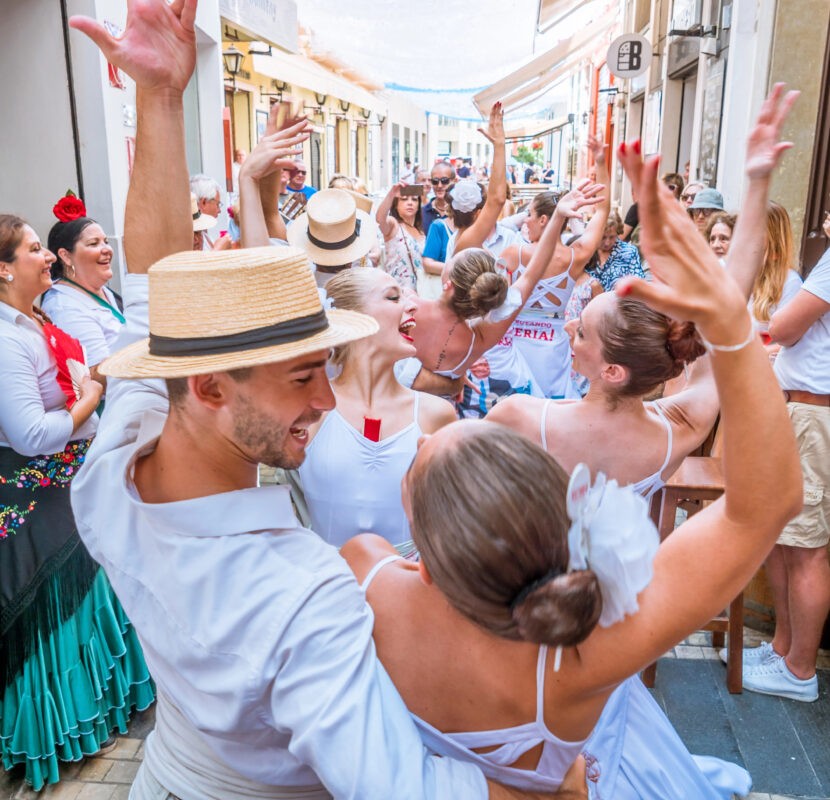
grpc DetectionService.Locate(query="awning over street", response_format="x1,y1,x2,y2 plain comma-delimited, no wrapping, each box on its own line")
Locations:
473,7,617,115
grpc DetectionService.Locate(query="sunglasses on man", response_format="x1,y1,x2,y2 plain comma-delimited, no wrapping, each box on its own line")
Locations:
430,177,452,186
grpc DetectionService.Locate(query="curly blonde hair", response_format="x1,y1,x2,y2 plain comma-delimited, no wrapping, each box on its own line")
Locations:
753,202,794,322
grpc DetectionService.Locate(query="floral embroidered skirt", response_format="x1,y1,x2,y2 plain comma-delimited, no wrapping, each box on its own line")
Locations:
0,442,155,789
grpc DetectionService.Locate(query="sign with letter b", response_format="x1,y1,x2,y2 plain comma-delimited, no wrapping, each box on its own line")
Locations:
607,34,652,79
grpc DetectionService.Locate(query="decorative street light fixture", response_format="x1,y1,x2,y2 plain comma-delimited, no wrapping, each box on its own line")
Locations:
222,45,244,92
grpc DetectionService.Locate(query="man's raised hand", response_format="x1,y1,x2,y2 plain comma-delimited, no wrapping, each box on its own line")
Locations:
70,0,197,93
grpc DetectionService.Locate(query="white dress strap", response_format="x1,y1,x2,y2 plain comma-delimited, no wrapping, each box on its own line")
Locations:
650,402,675,476
360,554,404,593
539,398,553,451
535,646,549,721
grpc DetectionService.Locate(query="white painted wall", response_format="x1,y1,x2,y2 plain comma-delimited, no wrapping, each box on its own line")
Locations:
0,0,78,242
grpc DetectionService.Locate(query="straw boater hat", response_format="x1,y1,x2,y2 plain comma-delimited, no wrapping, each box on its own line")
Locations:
191,192,217,232
287,189,377,266
100,246,378,378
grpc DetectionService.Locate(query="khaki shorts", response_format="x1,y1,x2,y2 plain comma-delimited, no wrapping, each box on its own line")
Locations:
778,402,830,549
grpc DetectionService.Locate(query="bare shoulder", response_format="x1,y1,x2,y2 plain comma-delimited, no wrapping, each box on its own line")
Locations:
485,394,545,444
340,533,400,584
417,391,458,433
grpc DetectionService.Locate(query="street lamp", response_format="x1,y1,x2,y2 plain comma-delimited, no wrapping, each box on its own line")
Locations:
222,45,244,91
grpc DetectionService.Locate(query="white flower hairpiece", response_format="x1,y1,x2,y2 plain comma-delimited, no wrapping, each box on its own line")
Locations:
450,180,482,213
566,463,659,628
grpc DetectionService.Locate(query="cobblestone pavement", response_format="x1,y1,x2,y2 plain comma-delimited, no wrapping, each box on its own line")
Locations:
2,632,829,798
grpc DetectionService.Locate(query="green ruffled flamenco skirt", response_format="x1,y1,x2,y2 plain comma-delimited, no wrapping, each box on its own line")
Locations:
0,569,155,789
0,441,154,789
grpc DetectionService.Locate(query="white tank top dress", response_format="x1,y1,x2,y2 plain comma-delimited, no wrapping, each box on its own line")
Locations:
540,399,674,500
511,245,578,399
361,555,752,799
298,395,423,548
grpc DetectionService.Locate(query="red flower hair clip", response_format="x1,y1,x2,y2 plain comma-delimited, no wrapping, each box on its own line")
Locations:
52,190,87,223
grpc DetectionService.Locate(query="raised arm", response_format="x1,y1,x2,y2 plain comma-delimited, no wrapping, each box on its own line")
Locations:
376,183,403,241
577,144,802,691
569,136,611,272
453,103,507,253
238,110,311,248
71,0,197,273
656,84,798,448
726,83,799,296
472,181,603,352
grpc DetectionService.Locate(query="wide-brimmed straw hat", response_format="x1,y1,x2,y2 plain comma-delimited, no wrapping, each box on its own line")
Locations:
191,192,217,232
287,189,377,266
100,246,378,378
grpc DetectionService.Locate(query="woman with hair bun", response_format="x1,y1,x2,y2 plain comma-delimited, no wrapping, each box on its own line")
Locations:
408,181,604,382
41,197,123,389
339,92,801,798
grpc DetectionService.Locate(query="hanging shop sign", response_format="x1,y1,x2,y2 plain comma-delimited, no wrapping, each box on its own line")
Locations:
607,34,652,80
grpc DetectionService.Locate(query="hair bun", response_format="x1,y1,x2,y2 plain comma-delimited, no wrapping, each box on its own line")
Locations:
469,271,508,316
511,570,602,647
666,320,706,366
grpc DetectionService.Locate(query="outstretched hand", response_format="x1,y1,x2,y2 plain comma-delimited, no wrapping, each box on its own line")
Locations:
478,102,505,145
744,83,799,180
69,0,197,92
585,134,607,165
615,143,746,336
556,179,604,218
241,106,311,181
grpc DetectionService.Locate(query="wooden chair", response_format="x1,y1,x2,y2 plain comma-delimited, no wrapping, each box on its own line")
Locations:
642,453,745,694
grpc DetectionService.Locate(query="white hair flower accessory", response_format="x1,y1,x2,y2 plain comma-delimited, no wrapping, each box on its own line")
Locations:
450,180,482,213
566,463,659,628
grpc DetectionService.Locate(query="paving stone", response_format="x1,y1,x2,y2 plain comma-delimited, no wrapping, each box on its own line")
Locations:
100,738,141,761
101,761,139,785
109,788,131,800
75,785,116,800
674,644,705,659
77,759,111,782
686,632,710,646
25,781,82,799
701,646,722,660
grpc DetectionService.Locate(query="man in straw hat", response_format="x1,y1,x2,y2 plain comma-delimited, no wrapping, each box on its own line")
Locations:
68,2,584,799
190,191,216,251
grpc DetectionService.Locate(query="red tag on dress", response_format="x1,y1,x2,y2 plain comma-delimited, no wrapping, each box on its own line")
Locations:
363,416,381,442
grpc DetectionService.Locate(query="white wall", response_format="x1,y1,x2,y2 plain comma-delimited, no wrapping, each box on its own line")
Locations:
0,0,79,242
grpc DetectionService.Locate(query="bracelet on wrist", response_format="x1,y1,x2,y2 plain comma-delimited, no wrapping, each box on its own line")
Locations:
698,318,756,354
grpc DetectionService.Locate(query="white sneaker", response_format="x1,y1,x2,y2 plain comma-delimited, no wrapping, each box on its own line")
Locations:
718,640,776,666
742,656,819,702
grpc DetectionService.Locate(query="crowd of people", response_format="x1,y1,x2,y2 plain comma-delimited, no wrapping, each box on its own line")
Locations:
1,1,828,797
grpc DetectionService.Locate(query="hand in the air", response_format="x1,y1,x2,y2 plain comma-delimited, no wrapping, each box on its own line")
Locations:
479,102,505,145
70,0,198,93
744,83,799,181
556,180,605,219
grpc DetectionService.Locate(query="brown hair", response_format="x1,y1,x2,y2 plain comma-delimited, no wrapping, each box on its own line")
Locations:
598,297,706,398
322,268,379,368
530,190,559,219
753,201,794,323
409,422,602,646
166,367,253,406
0,214,28,265
448,247,507,318
605,210,624,237
661,172,685,199
704,212,736,242
449,182,487,230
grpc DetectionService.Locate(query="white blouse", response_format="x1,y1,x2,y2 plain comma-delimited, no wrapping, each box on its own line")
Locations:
41,282,123,366
0,301,97,456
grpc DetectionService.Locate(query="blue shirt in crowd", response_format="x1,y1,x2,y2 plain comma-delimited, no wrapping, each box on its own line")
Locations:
588,239,645,291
